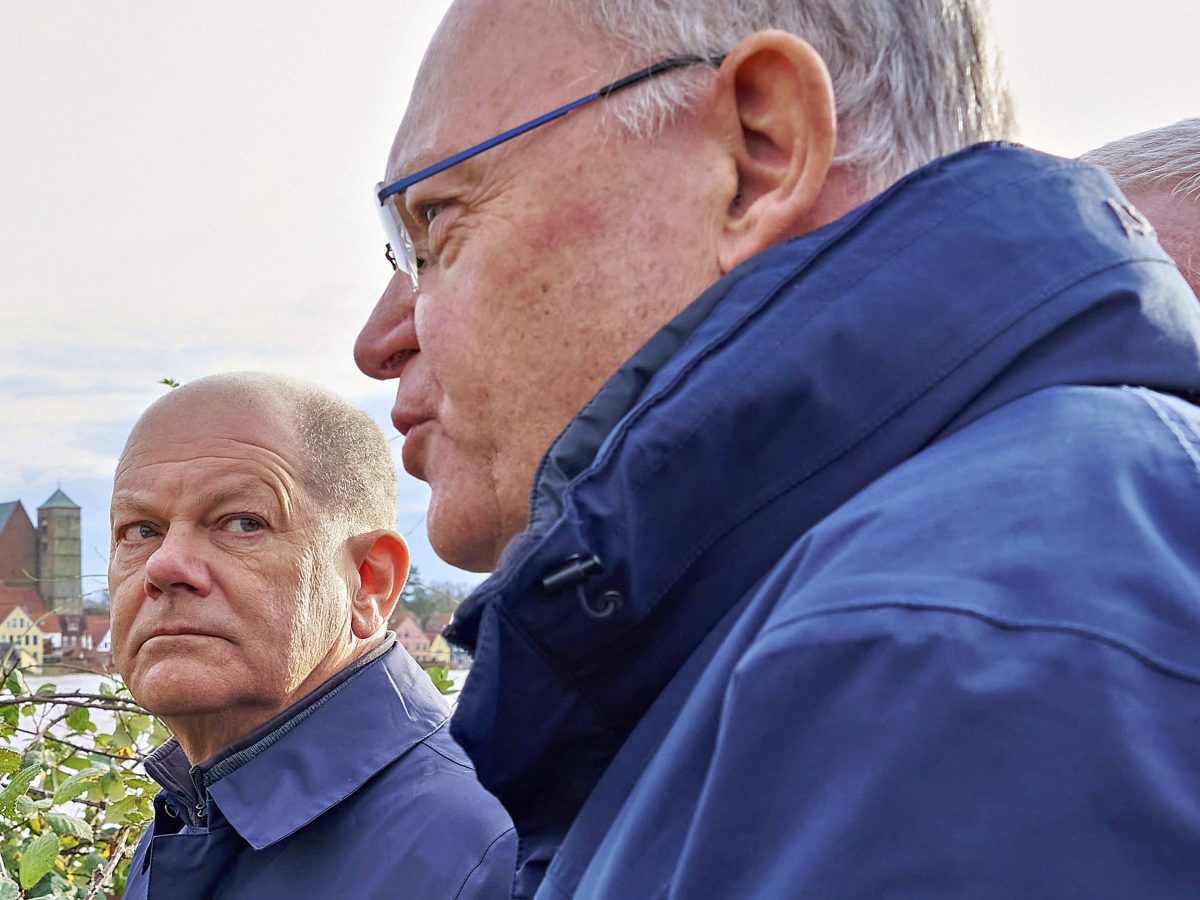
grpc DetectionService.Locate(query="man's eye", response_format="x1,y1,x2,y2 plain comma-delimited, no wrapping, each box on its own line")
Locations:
121,523,160,542
222,516,264,534
420,203,444,226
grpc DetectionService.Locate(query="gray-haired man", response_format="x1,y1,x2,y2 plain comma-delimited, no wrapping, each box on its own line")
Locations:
1082,118,1200,297
356,2,1200,897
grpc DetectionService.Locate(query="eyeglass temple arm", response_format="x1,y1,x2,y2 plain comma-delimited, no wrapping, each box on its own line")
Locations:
378,53,725,202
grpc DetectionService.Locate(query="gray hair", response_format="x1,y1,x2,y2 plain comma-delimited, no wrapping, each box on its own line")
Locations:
556,0,1014,193
148,373,397,535
1080,118,1200,199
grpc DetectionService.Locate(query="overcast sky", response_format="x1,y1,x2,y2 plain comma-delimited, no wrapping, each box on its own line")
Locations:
1,1,1197,601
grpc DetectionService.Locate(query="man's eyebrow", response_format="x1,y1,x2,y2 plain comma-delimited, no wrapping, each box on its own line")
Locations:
109,494,156,519
388,142,483,189
110,482,279,519
193,482,284,516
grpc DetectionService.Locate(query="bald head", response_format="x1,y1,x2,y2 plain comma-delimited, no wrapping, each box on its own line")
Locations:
1082,119,1200,298
121,373,397,535
111,372,408,762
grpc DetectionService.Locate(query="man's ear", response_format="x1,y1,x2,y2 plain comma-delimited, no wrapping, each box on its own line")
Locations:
714,30,837,273
346,530,410,639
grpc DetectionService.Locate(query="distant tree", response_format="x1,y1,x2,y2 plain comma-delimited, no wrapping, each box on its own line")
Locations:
81,590,109,617
398,568,469,629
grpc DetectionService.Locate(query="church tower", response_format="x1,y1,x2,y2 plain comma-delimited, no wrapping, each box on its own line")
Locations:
37,489,82,615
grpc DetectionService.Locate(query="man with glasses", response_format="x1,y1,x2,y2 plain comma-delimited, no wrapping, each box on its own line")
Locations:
356,1,1200,897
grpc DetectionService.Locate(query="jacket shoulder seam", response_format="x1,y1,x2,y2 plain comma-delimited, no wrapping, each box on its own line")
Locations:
420,736,475,773
1121,386,1200,480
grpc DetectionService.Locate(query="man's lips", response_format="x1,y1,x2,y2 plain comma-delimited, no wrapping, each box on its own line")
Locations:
400,420,435,480
140,627,224,647
390,402,433,437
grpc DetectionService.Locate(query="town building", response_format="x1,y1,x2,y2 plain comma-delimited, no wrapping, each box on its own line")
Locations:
425,632,452,666
0,489,109,670
390,610,431,663
0,587,49,667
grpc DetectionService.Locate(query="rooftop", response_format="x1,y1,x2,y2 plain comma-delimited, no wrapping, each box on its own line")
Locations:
0,587,49,625
38,489,79,511
0,501,20,530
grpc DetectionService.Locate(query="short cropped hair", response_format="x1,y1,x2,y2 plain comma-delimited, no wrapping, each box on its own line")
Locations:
555,0,1014,193
155,373,397,535
1080,119,1200,199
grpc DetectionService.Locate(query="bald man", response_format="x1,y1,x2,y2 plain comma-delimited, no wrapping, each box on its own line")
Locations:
1082,118,1200,297
111,373,514,900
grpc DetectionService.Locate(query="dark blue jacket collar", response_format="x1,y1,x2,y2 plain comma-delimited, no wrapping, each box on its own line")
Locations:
145,637,450,849
445,143,1200,877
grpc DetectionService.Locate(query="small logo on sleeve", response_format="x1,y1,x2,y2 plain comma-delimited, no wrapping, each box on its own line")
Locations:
1106,199,1157,238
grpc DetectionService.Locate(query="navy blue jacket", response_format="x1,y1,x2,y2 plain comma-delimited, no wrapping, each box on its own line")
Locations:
445,144,1200,898
124,639,516,900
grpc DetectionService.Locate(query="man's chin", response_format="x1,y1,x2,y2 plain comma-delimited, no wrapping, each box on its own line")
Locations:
426,495,504,573
126,658,250,719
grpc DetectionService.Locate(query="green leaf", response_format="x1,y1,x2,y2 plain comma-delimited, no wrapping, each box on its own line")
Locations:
124,776,159,794
0,748,20,775
14,793,38,819
102,776,126,803
0,765,41,814
19,830,59,890
0,704,17,727
424,667,456,695
51,767,105,805
0,877,19,900
105,795,139,826
4,669,27,695
151,718,172,744
65,707,90,732
22,750,46,770
34,683,56,697
108,725,133,752
45,813,93,842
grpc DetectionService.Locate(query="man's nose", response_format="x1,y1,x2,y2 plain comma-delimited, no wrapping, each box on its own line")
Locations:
144,529,212,599
355,273,419,380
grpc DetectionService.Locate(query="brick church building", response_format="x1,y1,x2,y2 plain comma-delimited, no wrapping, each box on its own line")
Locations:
0,489,108,669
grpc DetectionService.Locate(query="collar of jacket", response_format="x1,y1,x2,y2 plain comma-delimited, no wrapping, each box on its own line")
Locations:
143,638,450,849
446,143,1200,847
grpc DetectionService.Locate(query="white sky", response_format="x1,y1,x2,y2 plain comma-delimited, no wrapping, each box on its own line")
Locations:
1,0,1197,599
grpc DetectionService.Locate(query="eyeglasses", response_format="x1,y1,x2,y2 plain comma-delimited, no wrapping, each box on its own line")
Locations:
374,53,725,290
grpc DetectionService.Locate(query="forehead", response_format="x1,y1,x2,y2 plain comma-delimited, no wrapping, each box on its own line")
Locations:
386,0,608,180
113,393,303,505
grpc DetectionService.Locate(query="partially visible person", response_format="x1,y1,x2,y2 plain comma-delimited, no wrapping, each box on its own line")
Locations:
355,0,1200,897
1082,118,1200,296
110,373,514,900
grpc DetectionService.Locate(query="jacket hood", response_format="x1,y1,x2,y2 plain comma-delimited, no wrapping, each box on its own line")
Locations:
446,143,1200,845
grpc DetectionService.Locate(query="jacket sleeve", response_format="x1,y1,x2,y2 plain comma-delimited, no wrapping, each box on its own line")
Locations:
453,826,518,900
666,603,1200,899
